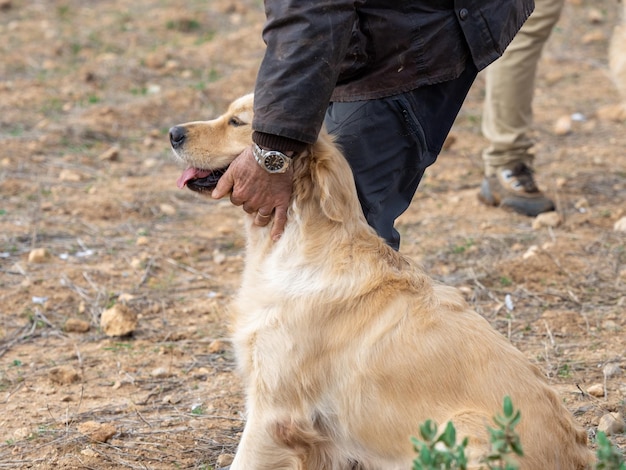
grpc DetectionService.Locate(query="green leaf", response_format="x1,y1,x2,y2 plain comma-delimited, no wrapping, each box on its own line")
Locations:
420,420,438,441
440,421,457,448
510,410,522,427
511,439,524,457
503,396,514,417
419,446,432,464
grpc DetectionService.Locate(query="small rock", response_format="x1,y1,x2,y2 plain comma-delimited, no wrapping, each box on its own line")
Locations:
151,367,171,378
136,236,149,246
614,216,626,232
78,421,116,443
100,304,137,337
162,395,182,404
59,169,83,182
28,248,50,263
596,104,626,122
166,60,181,72
213,250,226,265
597,413,625,436
49,366,81,385
522,245,539,259
553,115,572,136
144,52,166,69
159,203,176,216
531,212,562,230
587,8,604,23
80,447,98,457
544,71,564,86
581,30,605,44
146,84,161,94
587,383,605,397
118,293,135,303
602,319,619,331
574,198,589,212
13,427,31,440
217,454,235,468
209,339,226,354
143,158,157,168
98,146,119,162
64,318,90,333
458,286,472,295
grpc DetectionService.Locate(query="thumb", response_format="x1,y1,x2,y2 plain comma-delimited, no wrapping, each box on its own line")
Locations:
212,167,234,199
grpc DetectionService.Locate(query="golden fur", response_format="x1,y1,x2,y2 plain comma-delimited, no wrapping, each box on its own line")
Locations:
170,94,594,470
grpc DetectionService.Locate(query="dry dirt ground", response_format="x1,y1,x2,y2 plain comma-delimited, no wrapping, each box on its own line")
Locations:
1,0,625,468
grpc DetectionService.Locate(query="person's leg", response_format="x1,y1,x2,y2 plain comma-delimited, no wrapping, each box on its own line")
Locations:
480,0,565,215
325,62,477,250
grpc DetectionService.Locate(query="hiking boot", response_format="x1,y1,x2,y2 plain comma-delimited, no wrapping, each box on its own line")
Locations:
478,163,555,216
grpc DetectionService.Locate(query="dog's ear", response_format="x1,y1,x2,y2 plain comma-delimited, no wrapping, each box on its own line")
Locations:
310,135,362,223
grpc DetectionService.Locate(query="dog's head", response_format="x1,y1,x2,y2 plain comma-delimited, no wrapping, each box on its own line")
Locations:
170,94,366,228
169,93,254,193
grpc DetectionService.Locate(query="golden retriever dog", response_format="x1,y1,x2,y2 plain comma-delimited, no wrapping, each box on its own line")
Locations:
169,94,594,470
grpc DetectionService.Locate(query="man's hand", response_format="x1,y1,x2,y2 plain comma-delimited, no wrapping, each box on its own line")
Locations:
212,145,293,241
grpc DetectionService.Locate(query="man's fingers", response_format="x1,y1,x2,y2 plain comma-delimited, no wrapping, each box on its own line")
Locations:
254,210,273,227
242,203,257,214
270,207,288,241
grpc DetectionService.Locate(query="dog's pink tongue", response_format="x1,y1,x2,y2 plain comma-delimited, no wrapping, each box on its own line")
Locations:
177,167,211,189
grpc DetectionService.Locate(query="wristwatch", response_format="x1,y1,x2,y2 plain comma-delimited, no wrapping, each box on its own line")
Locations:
253,143,293,174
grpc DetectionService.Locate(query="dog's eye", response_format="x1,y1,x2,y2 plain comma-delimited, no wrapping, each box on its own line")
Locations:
228,117,246,127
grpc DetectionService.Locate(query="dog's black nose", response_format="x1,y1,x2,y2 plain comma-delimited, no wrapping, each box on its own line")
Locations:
169,126,187,148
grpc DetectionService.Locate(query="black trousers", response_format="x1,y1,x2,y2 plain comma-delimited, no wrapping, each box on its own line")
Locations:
324,62,478,250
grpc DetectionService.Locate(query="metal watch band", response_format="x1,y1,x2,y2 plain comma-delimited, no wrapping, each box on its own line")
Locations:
252,143,293,174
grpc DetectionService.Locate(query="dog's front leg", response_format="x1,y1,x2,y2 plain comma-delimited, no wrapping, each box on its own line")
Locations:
230,412,303,470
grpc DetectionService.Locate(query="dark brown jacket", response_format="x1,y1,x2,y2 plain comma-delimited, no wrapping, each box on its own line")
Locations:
252,0,534,152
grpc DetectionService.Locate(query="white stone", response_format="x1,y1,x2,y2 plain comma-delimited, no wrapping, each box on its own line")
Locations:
614,216,626,232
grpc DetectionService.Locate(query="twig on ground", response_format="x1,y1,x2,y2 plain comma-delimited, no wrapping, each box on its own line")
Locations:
543,319,556,348
0,318,38,358
138,256,156,286
163,256,213,280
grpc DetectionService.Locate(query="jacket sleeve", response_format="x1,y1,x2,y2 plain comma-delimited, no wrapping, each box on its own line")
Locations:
252,0,356,150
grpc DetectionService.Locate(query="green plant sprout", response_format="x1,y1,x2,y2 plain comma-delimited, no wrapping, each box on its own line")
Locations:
412,396,625,470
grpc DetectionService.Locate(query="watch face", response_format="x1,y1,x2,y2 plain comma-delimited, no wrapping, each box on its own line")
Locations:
263,153,286,172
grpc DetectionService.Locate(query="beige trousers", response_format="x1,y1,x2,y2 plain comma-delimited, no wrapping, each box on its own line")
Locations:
481,0,565,176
